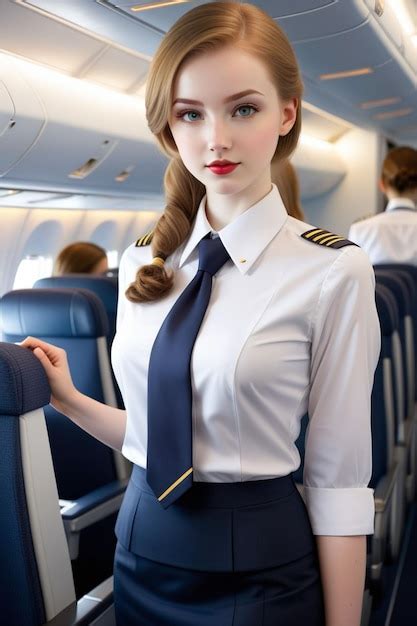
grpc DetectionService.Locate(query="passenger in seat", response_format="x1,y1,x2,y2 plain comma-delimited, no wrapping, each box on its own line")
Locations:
22,3,380,625
54,241,108,275
271,158,305,220
349,146,417,264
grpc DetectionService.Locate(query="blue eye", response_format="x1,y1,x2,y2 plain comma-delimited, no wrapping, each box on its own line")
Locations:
181,111,201,122
234,105,257,117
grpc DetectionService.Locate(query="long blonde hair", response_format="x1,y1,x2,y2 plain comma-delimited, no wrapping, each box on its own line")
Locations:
271,159,304,221
126,1,303,303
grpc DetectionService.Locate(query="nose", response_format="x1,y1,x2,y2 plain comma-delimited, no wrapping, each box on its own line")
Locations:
207,119,232,152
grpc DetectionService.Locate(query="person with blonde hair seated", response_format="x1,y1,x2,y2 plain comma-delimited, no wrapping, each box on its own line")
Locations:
54,242,108,276
271,158,305,220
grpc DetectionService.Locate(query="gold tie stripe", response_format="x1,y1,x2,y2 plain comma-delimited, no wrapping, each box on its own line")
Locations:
157,467,193,502
301,228,357,249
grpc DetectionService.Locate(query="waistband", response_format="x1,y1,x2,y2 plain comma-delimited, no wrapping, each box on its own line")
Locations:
131,465,295,509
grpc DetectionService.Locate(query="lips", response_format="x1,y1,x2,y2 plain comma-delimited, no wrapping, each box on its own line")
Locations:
207,162,239,176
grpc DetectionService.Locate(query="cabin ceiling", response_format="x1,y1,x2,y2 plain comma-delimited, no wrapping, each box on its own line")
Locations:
1,0,417,207
2,0,416,143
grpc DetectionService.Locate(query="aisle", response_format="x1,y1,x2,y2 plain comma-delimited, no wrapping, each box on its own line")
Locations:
369,504,417,626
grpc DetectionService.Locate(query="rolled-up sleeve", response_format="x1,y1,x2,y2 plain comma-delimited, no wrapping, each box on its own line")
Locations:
304,246,381,535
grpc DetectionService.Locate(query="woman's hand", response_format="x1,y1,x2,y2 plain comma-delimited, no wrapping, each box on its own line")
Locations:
19,336,78,414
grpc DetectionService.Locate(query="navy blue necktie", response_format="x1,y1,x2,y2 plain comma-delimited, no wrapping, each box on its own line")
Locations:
146,235,230,508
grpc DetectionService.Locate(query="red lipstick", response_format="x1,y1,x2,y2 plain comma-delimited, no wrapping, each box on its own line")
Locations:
207,160,239,175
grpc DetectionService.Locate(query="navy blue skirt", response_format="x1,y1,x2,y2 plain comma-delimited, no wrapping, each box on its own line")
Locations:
114,466,324,625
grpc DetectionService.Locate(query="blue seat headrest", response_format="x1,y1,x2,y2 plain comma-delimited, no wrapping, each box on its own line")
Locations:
374,270,410,317
375,284,399,335
0,288,109,338
0,342,50,415
34,276,117,315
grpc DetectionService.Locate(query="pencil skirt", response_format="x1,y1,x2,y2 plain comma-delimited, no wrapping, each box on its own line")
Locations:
113,466,325,626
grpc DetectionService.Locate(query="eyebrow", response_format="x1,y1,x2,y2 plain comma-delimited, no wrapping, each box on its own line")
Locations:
172,89,264,106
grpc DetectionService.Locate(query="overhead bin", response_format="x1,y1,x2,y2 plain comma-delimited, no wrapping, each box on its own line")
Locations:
0,52,166,195
292,137,346,200
0,55,45,176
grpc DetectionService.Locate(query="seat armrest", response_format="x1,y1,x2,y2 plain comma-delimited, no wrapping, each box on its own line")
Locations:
374,464,398,513
45,576,114,626
61,479,128,559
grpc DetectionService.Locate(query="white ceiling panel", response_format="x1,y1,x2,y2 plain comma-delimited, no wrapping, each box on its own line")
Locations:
107,0,208,33
81,47,149,91
2,2,105,74
294,20,392,80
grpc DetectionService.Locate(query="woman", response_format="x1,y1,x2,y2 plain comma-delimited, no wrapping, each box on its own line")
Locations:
271,158,305,220
349,146,417,264
22,3,380,625
54,241,108,275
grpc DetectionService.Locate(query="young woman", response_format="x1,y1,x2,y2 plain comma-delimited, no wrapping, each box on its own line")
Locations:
54,241,108,275
349,146,417,264
22,3,380,625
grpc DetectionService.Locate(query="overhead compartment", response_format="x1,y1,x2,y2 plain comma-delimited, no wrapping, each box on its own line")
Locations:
0,54,45,175
292,137,346,200
0,52,167,195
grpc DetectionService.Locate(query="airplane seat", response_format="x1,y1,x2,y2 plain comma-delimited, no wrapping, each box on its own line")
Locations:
373,284,407,562
0,341,115,626
374,270,416,504
104,268,119,279
33,275,124,409
0,288,130,597
368,285,402,592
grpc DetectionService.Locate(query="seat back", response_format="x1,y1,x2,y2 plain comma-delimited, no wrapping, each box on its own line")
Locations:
374,271,409,439
0,288,129,499
33,276,123,408
0,342,75,625
34,275,118,345
375,263,417,401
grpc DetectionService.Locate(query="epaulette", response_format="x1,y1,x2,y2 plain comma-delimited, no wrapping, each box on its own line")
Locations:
301,228,358,249
135,231,154,247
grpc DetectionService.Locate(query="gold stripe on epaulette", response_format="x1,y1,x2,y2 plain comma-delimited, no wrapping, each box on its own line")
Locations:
135,231,154,247
301,228,357,249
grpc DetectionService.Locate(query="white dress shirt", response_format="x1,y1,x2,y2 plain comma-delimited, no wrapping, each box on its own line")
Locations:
349,197,417,265
112,184,380,536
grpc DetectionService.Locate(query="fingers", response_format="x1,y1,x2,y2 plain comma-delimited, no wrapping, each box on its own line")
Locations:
19,336,64,366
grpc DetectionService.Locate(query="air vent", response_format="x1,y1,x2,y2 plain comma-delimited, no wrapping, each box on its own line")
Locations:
359,97,401,109
68,158,98,179
115,166,135,183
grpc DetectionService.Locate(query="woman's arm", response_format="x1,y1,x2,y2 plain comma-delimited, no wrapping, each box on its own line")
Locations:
316,535,366,626
20,336,126,451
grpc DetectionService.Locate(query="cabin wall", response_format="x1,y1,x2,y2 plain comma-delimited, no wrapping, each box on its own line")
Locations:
0,207,160,296
302,128,386,236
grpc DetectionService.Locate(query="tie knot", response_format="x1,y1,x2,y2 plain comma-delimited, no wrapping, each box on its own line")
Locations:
198,235,230,276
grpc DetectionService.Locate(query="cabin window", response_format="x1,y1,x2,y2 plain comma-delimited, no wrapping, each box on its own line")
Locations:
107,250,118,268
13,255,53,289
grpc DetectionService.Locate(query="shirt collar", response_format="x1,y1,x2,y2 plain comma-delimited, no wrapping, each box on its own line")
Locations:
179,184,288,275
386,197,416,212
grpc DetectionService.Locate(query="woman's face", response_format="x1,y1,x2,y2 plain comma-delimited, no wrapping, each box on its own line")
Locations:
169,45,297,201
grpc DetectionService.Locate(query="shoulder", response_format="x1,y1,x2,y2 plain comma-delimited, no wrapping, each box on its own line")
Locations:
285,216,358,256
119,232,154,279
284,217,374,283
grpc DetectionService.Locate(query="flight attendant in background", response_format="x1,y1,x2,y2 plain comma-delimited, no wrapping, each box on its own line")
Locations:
21,3,380,625
349,146,417,263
